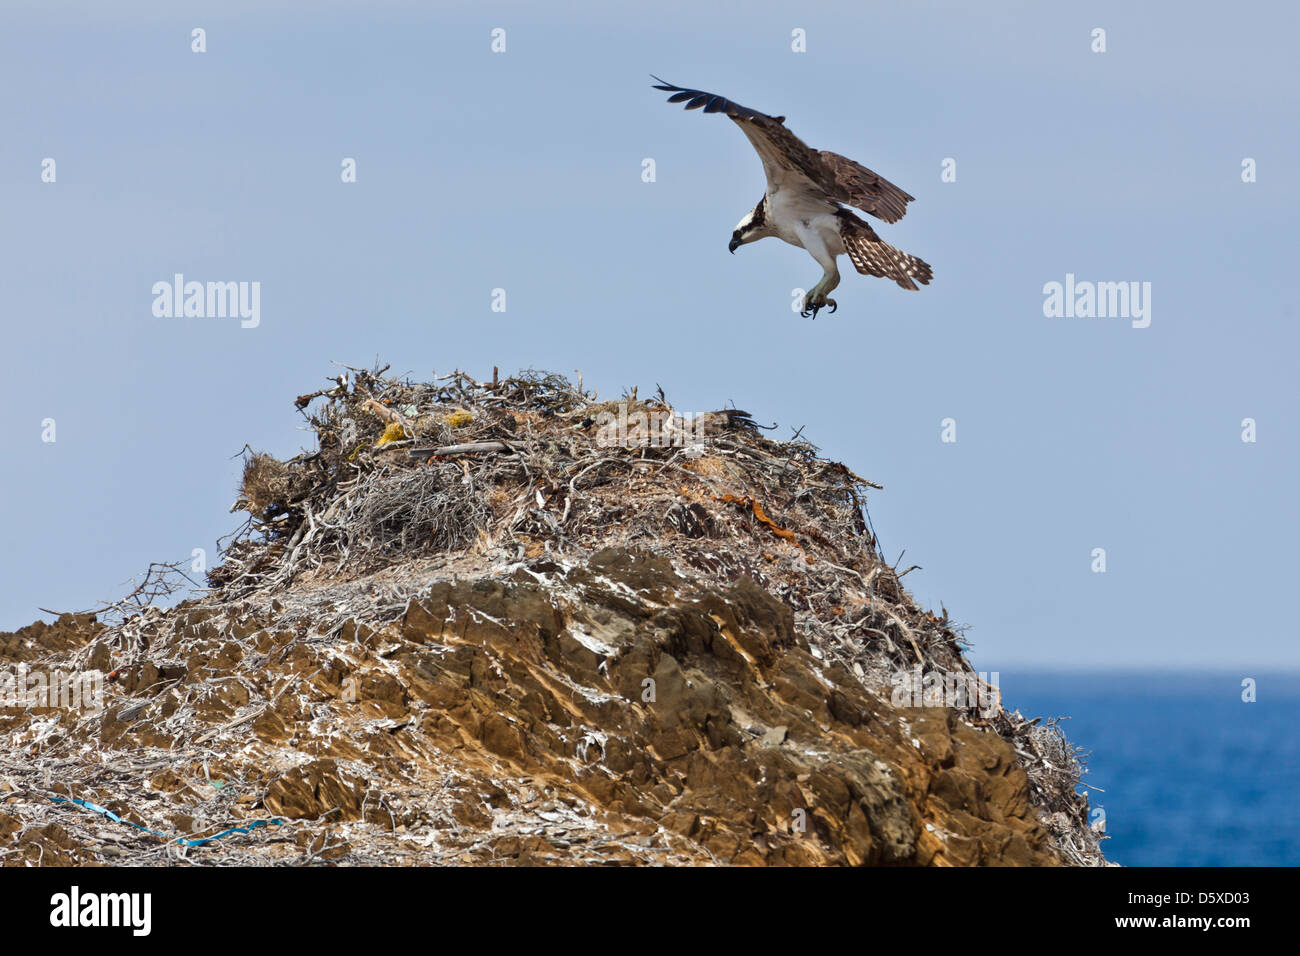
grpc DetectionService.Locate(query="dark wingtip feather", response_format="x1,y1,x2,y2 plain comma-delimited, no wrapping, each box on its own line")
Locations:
652,80,764,122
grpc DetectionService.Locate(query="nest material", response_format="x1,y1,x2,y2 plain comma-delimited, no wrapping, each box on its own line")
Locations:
216,367,886,603
239,453,292,518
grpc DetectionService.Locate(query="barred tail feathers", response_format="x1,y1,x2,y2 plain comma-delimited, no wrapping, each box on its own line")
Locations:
836,211,932,291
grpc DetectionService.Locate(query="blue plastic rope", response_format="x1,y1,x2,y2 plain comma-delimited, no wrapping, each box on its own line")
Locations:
51,796,283,847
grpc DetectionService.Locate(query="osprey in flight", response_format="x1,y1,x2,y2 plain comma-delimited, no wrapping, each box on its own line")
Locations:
652,76,932,318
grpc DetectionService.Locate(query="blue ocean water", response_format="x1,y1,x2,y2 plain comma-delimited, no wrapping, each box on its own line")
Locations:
1004,672,1300,867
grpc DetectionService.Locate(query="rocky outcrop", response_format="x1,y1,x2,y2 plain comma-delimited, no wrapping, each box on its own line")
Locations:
0,368,1106,866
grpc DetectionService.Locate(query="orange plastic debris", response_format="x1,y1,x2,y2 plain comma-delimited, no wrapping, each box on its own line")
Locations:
714,493,807,555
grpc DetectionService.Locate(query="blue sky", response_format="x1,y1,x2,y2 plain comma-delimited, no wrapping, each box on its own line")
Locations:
2,1,1296,670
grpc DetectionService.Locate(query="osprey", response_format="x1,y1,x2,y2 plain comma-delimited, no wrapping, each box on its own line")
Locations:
652,76,932,318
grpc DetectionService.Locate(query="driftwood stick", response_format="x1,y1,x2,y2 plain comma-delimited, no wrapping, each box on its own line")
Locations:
362,398,406,425
408,441,510,460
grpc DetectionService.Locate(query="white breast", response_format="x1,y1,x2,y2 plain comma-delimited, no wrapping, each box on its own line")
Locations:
768,188,842,252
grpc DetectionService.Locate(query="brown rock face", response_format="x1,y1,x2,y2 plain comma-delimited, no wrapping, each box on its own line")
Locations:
359,547,1066,865
0,613,98,664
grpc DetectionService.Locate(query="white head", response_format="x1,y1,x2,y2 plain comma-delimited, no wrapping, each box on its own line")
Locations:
729,198,770,253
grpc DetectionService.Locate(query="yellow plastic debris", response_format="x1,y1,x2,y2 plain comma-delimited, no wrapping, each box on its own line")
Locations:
446,410,474,428
375,422,408,447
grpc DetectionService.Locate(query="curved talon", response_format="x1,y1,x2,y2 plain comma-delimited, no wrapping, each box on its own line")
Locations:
802,286,837,319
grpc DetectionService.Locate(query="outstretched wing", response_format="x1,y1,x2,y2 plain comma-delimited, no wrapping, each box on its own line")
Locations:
650,76,914,224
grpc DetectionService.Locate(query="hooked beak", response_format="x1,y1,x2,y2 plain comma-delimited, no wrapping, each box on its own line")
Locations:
728,238,739,254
